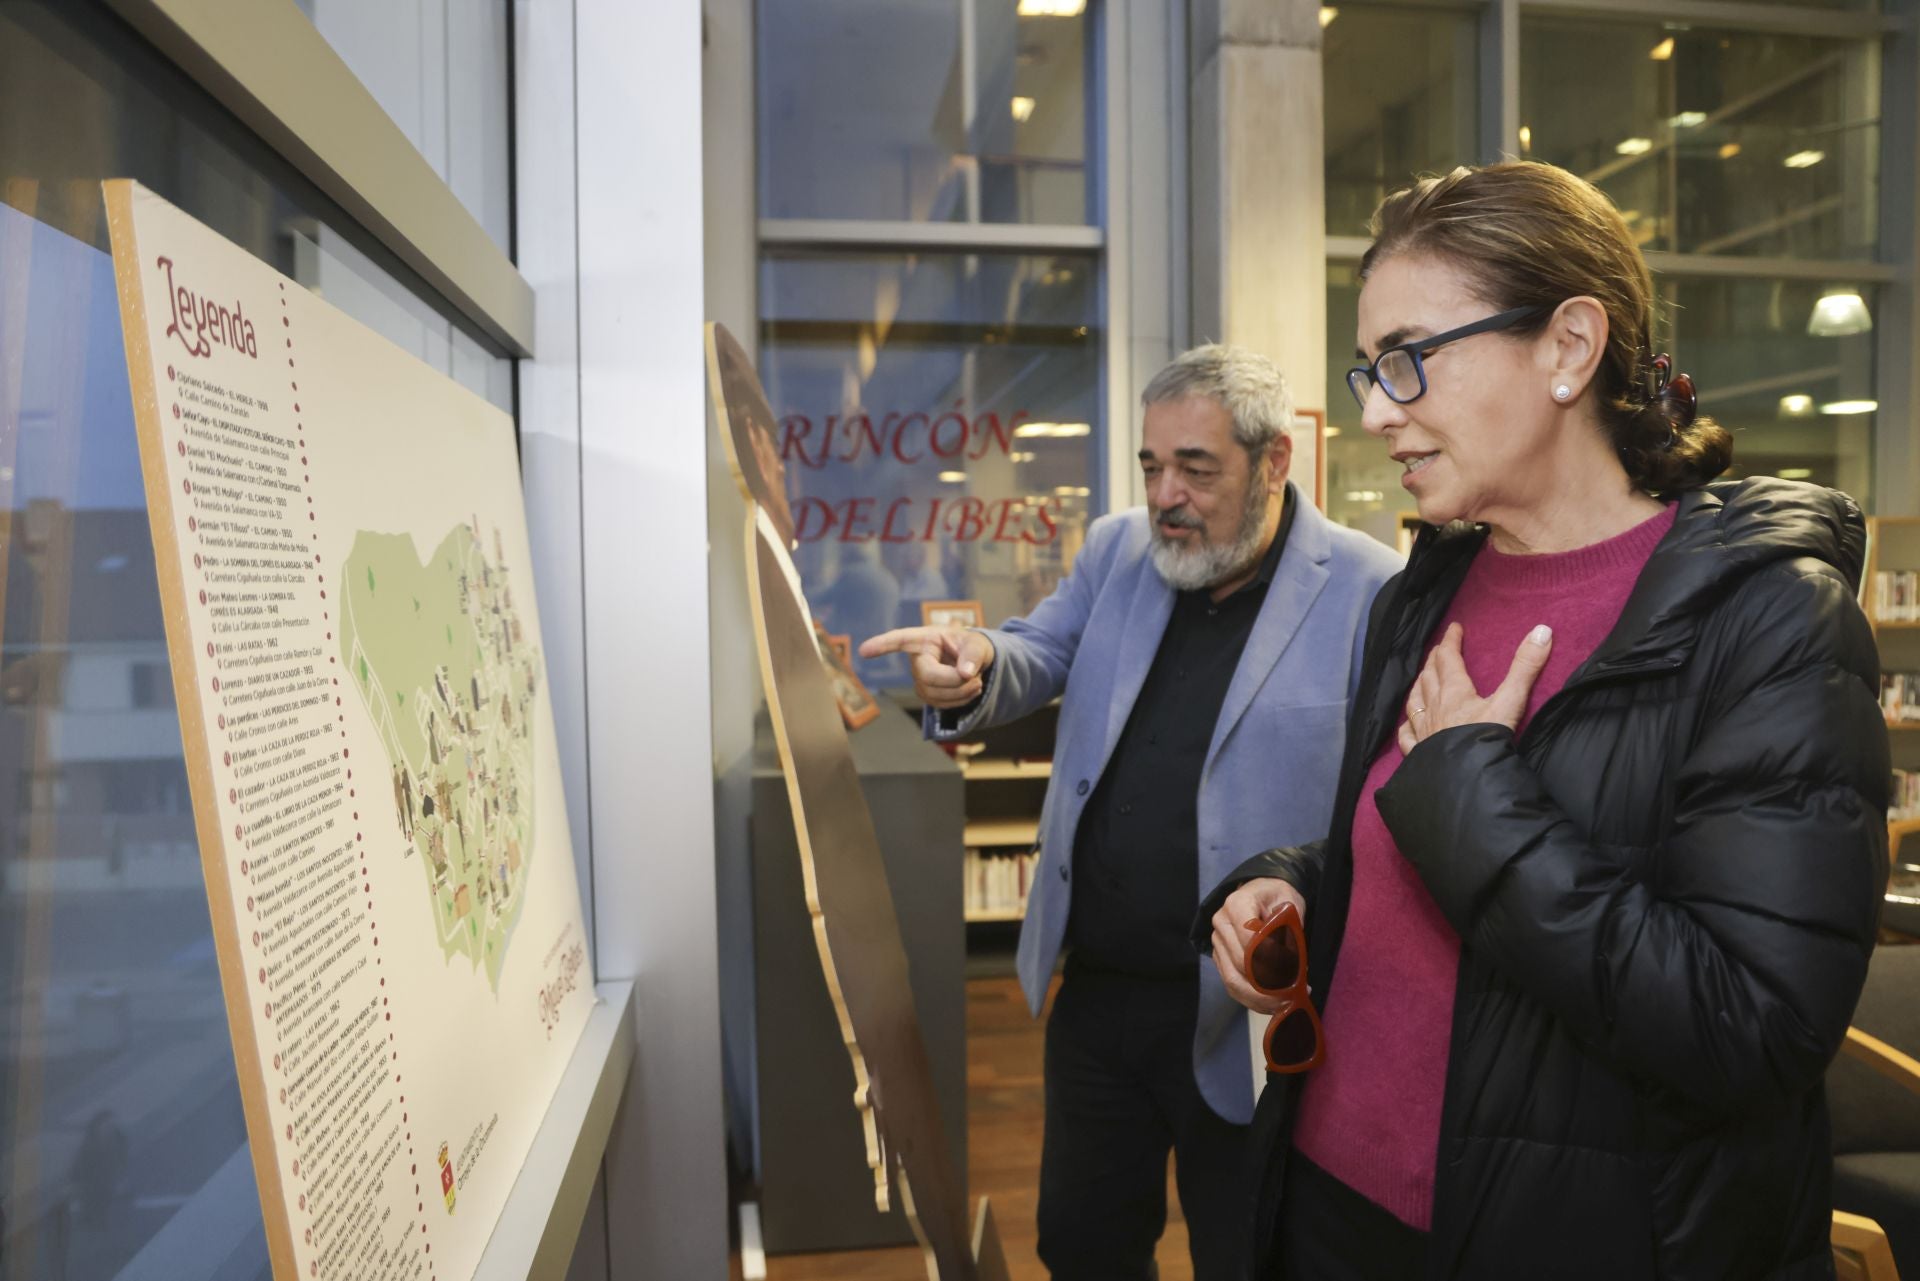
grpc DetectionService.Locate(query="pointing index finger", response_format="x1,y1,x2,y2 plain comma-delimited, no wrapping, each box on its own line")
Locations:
859,627,940,659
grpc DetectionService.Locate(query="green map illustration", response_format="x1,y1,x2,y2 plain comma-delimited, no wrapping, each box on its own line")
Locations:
338,522,540,991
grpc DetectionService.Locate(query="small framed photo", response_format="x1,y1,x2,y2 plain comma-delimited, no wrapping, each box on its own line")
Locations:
813,619,880,730
920,599,985,630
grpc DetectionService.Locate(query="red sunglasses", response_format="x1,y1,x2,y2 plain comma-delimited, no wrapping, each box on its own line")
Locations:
1243,903,1325,1074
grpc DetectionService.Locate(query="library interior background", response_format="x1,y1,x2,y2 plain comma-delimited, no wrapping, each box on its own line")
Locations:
7,0,1920,1278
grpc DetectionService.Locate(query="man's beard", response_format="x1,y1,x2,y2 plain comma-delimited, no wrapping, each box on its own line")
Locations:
1148,475,1274,592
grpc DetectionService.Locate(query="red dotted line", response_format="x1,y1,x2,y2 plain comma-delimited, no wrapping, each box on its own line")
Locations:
230,282,435,1281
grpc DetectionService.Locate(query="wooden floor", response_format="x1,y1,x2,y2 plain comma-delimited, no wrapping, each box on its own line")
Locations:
751,974,1193,1281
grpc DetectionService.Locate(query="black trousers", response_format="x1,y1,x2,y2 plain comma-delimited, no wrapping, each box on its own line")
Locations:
1272,1149,1429,1280
1038,960,1253,1281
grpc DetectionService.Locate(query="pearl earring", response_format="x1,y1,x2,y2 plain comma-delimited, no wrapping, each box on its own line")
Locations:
1554,384,1572,401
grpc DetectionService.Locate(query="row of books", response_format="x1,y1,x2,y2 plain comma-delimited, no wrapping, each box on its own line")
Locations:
1872,571,1920,622
964,849,1034,917
1895,770,1920,821
1882,673,1920,722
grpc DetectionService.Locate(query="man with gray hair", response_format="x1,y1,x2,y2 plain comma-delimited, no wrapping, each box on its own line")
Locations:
863,344,1401,1278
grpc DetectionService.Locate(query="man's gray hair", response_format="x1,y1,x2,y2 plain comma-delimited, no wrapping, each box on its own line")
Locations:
1140,344,1294,461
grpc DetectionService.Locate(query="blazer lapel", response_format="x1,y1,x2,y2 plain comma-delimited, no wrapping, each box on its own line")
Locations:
1206,496,1333,766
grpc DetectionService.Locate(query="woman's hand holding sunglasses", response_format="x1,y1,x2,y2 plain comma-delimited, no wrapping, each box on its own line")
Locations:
1211,876,1307,1016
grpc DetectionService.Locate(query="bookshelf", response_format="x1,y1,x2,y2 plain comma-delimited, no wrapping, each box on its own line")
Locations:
949,703,1059,926
1864,517,1920,855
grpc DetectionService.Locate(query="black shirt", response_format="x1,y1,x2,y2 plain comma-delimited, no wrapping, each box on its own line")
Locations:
1068,491,1297,976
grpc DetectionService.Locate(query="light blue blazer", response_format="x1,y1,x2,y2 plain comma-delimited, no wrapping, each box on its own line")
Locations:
928,486,1403,1122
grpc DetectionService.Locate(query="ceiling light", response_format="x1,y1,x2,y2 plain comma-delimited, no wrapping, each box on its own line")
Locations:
1650,37,1674,61
938,471,967,483
1616,137,1654,156
1779,394,1815,417
1344,490,1384,503
1011,96,1036,123
1323,426,1342,438
1783,150,1826,169
1718,142,1742,160
1017,0,1085,15
1518,125,1532,152
1778,468,1814,480
1052,485,1092,497
1820,399,1879,415
1672,111,1708,129
1014,421,1092,438
1808,287,1872,337
1010,451,1036,462
1319,7,1338,28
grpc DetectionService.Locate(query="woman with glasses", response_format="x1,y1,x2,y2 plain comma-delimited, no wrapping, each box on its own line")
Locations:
1193,161,1888,1280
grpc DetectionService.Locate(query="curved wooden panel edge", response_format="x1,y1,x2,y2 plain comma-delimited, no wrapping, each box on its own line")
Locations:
1831,1211,1900,1281
705,322,796,547
971,1197,1012,1281
1841,1025,1920,1097
744,509,975,1279
744,508,889,1213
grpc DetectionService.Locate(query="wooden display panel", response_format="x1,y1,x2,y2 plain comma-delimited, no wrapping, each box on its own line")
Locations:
104,180,596,1281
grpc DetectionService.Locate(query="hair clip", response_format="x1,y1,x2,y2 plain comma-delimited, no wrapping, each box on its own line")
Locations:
1651,354,1698,428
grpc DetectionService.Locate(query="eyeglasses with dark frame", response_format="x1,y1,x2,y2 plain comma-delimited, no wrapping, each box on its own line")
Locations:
1346,304,1550,412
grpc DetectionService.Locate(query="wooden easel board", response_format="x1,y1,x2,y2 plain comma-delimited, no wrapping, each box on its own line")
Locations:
709,324,1007,1281
103,180,595,1281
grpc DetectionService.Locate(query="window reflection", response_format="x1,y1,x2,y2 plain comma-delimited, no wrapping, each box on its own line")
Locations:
1323,5,1479,239
1521,18,1880,259
1666,275,1876,499
759,250,1101,685
0,201,266,1281
290,0,513,257
758,0,1091,224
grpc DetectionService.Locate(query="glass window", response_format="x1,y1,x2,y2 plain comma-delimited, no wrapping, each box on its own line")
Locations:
0,0,512,412
1324,268,1413,541
291,0,514,257
1521,17,1880,259
1663,275,1876,499
758,0,1091,224
758,249,1101,685
1,196,270,1281
0,3,515,1276
1323,4,1479,239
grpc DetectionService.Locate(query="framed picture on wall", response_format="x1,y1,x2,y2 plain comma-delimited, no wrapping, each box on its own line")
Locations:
1291,407,1327,510
920,599,985,630
813,619,881,730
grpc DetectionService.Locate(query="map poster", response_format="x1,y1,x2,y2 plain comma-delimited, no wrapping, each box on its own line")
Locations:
102,180,596,1281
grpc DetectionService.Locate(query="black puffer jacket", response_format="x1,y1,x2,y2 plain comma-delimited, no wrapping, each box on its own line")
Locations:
1195,479,1890,1280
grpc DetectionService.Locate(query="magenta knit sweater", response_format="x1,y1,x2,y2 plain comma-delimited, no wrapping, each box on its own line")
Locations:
1290,503,1678,1230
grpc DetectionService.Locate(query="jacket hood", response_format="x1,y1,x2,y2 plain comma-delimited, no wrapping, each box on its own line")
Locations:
1606,477,1864,661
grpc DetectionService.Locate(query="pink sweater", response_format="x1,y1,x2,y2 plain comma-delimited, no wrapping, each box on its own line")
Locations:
1291,504,1677,1229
